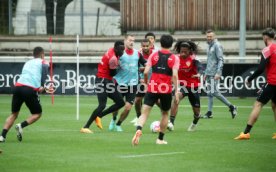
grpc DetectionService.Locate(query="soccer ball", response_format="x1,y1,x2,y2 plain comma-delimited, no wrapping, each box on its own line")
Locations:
150,121,160,133
44,81,57,94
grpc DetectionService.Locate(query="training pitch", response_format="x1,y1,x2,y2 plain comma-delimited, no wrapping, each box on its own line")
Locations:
0,95,275,172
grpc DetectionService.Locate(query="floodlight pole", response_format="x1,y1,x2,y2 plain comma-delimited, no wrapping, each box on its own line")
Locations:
239,0,246,60
49,36,54,105
96,8,100,36
8,0,13,34
80,0,84,35
76,35,80,120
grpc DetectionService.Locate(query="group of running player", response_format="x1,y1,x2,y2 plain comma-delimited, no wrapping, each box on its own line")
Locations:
0,28,276,147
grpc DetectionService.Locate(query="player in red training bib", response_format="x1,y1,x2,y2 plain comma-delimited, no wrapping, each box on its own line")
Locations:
132,34,180,145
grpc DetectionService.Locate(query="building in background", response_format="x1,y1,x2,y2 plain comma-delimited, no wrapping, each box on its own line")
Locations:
4,0,275,35
12,0,121,35
120,0,276,32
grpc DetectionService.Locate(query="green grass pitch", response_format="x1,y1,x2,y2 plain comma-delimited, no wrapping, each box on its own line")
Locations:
0,95,275,172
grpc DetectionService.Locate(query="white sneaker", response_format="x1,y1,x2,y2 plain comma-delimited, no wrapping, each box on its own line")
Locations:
167,121,174,131
130,117,138,124
187,123,197,132
115,125,123,132
15,123,23,142
0,136,5,142
156,139,168,145
133,120,139,126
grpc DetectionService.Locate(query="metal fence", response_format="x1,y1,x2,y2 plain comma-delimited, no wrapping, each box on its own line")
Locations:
0,0,121,36
12,11,120,35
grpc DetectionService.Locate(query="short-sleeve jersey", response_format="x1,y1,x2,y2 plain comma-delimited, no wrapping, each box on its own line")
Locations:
262,43,276,85
178,54,200,88
97,48,119,80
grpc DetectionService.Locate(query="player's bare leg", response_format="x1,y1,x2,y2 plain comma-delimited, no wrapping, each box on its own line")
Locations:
25,114,41,125
137,105,152,128
115,102,133,131
271,101,276,139
133,97,143,124
132,105,152,146
0,112,19,142
160,111,169,133
247,101,263,125
16,113,41,142
188,107,200,131
168,93,183,131
3,112,19,131
235,101,263,140
156,111,169,144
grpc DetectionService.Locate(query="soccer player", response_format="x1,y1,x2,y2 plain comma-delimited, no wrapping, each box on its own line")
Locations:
80,41,125,134
0,47,49,142
108,34,146,132
130,32,159,125
145,32,159,51
168,40,203,131
202,29,237,119
235,28,276,140
131,34,180,145
132,39,153,126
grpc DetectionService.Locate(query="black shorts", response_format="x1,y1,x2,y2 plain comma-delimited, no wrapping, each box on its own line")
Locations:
144,92,172,111
179,87,200,108
117,85,137,105
94,77,124,111
94,77,117,93
256,83,276,104
12,86,42,114
136,84,146,97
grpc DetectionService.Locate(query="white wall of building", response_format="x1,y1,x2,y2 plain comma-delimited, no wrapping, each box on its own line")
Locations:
13,0,121,35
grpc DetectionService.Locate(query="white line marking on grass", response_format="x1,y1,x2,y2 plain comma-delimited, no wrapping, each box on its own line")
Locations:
178,105,270,109
31,129,78,132
118,151,185,158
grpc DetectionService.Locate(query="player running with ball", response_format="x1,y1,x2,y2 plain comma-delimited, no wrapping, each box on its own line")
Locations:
168,40,203,132
131,34,179,145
